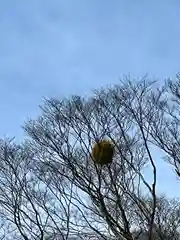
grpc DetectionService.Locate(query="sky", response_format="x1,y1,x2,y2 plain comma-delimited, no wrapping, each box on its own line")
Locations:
0,0,180,197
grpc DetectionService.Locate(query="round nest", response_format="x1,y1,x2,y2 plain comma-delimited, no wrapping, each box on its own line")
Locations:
92,140,115,165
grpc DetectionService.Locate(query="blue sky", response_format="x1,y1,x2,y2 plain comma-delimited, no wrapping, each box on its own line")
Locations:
0,0,180,197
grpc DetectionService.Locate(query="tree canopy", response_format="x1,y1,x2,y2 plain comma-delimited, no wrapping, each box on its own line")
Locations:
0,76,180,239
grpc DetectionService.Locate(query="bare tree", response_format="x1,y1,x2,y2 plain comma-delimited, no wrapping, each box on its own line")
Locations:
0,138,85,240
0,77,180,239
132,195,180,240
22,77,164,239
138,75,180,180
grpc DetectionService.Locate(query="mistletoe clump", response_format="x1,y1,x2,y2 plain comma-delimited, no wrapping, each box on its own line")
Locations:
92,139,114,165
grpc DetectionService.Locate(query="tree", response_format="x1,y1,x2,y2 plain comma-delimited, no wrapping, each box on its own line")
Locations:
0,138,85,240
23,77,166,239
0,76,180,239
142,75,180,180
133,196,180,240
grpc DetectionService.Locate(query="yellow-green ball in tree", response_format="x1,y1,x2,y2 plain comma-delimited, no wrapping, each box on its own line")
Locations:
92,140,114,165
